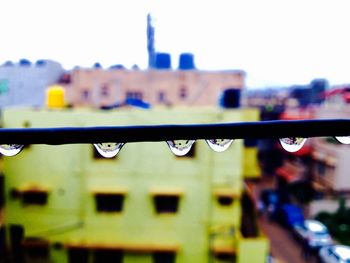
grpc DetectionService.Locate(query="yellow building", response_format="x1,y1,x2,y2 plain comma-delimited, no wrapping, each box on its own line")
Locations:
1,107,267,263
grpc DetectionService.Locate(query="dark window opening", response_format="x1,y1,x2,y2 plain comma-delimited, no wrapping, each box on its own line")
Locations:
9,225,25,263
53,242,63,250
93,249,122,263
10,188,20,199
179,86,187,99
58,73,71,84
0,226,5,261
24,238,50,260
158,91,166,102
217,196,234,206
126,91,143,100
135,92,142,100
94,194,125,213
126,91,133,99
22,191,48,206
68,248,89,263
153,195,180,214
213,251,236,262
9,224,24,246
82,90,90,101
153,251,176,263
101,85,109,97
316,161,326,176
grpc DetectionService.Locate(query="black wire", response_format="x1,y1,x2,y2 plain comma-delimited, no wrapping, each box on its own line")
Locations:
0,119,349,145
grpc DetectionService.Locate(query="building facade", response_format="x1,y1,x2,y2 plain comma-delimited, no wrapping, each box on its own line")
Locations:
1,107,267,263
63,69,245,108
0,60,64,108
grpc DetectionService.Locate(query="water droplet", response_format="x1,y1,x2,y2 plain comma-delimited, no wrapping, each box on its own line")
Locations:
93,143,124,158
0,144,24,156
167,140,195,156
335,136,350,144
206,139,233,152
279,137,307,153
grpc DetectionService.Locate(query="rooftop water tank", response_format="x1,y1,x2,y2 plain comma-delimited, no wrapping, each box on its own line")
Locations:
19,59,31,66
155,53,171,69
178,53,195,70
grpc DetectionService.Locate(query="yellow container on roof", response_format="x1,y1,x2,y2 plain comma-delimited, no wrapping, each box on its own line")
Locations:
46,85,65,109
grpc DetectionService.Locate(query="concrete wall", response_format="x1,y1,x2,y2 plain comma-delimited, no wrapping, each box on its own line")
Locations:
2,107,262,263
0,60,64,107
65,69,245,108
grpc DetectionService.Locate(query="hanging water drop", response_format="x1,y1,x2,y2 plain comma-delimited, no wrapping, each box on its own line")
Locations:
335,136,350,144
166,140,195,156
279,137,307,153
0,144,24,156
206,139,233,152
93,143,124,158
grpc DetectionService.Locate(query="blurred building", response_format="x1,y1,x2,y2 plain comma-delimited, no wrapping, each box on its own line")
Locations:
307,103,350,216
1,107,267,263
258,85,350,218
62,68,245,109
0,59,64,108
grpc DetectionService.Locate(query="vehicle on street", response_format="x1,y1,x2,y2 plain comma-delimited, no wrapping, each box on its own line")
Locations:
319,245,350,263
293,219,333,249
272,203,304,229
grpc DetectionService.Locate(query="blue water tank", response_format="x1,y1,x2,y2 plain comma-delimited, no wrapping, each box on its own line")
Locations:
3,61,14,67
93,62,103,69
109,64,125,70
155,53,171,69
219,88,241,108
19,59,31,66
35,59,46,66
178,53,195,70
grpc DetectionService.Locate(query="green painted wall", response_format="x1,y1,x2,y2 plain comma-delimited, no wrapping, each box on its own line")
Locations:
2,107,264,263
237,237,269,263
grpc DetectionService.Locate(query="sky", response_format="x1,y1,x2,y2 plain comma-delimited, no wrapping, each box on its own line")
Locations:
0,0,350,88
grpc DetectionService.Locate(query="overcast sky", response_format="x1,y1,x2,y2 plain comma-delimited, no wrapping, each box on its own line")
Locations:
0,0,349,88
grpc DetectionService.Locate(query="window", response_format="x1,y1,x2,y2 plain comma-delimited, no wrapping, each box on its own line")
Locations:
94,193,125,213
67,248,123,263
9,225,25,263
101,84,109,97
153,252,176,263
58,73,71,84
23,237,50,261
214,190,237,206
11,188,49,206
158,91,166,102
22,191,48,205
316,161,326,176
68,248,89,263
126,91,143,100
217,196,234,206
93,249,122,263
153,194,180,214
179,86,187,99
213,251,236,262
82,90,90,101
